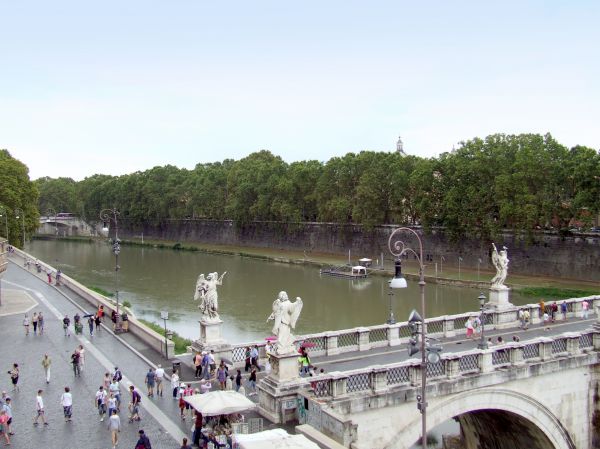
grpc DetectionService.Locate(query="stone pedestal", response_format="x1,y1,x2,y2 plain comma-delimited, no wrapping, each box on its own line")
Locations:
256,352,303,424
488,286,514,310
191,319,232,363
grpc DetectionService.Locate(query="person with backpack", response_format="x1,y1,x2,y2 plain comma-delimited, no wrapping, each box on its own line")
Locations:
63,315,71,337
71,349,81,377
112,367,123,383
135,429,151,449
128,385,141,422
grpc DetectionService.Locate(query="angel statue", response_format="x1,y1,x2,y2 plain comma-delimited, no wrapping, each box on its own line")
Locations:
491,243,509,288
193,271,227,322
267,291,303,355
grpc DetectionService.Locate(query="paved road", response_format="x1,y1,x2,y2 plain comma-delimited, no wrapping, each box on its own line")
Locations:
1,263,188,449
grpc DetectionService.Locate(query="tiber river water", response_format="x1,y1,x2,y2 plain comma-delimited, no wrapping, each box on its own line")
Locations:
26,239,528,344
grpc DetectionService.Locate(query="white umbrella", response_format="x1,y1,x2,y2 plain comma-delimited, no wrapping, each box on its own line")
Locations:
183,391,256,416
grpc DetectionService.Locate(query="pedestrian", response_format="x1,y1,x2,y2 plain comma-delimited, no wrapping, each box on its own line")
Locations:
512,335,520,342
23,313,30,336
112,366,123,383
2,397,13,436
184,384,194,418
7,364,19,392
208,350,217,376
181,436,193,449
38,312,44,335
217,362,227,390
62,315,71,337
32,312,39,335
94,313,101,332
107,393,117,418
60,386,73,422
145,368,155,397
103,372,111,390
47,270,52,284
543,311,550,328
74,313,82,335
518,309,525,329
128,385,141,422
171,370,180,399
154,364,164,397
107,409,120,449
0,409,10,446
41,354,51,384
299,350,311,376
33,389,48,426
200,351,210,380
244,346,251,372
200,379,211,394
523,309,530,330
55,269,62,285
248,368,257,396
98,305,105,322
193,352,202,378
561,301,568,320
192,410,203,446
496,336,504,344
78,345,86,371
135,429,151,449
95,386,107,422
583,300,590,319
551,302,558,322
465,317,475,339
178,387,186,420
109,379,121,410
71,349,81,377
251,345,261,371
235,370,242,393
88,315,94,336
539,299,545,318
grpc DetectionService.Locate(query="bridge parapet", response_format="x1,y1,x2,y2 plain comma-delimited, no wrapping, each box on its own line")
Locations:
304,329,597,401
229,296,600,367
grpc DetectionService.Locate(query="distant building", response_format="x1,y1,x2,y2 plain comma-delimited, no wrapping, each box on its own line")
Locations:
396,136,406,156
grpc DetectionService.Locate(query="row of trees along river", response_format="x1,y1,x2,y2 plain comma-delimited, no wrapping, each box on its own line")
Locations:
1,132,599,248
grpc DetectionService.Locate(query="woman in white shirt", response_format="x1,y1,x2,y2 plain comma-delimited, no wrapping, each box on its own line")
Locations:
61,386,73,422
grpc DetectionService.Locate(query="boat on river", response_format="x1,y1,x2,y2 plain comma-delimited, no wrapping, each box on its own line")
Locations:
320,264,369,279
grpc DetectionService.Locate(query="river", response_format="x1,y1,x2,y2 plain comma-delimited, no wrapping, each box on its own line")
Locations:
25,239,529,343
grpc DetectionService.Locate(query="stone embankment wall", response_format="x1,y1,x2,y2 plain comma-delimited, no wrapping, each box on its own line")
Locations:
115,219,599,280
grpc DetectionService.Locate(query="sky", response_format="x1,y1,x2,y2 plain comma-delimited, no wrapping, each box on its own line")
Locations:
1,1,599,181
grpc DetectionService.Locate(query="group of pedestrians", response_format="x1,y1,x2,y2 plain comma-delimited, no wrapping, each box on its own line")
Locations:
22,311,45,336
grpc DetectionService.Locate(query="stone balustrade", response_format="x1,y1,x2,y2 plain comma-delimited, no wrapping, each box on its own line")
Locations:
230,295,599,366
304,329,596,399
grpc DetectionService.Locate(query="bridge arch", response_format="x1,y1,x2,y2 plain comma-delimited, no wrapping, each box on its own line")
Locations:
385,388,575,449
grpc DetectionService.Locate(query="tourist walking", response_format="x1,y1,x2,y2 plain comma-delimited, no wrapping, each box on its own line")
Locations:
244,346,251,372
2,397,13,436
193,352,202,378
7,365,19,392
78,345,86,371
33,390,48,426
41,354,51,384
88,315,94,336
38,312,44,335
154,364,164,397
518,309,525,329
60,387,73,422
145,368,155,397
94,313,101,332
539,299,545,318
107,393,117,418
561,301,568,320
112,366,123,383
201,352,210,380
95,386,108,422
251,345,261,371
23,313,30,336
248,368,257,396
235,370,242,392
56,269,62,285
71,349,81,377
103,372,111,390
171,370,180,399
465,317,475,339
107,409,120,449
0,409,10,446
208,350,217,376
523,309,530,330
135,429,151,449
46,270,52,284
583,300,590,319
109,379,121,410
128,385,142,422
32,312,38,335
62,315,71,337
551,302,558,322
181,436,193,449
217,362,227,390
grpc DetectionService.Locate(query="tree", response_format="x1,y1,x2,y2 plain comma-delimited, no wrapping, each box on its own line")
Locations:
0,149,40,247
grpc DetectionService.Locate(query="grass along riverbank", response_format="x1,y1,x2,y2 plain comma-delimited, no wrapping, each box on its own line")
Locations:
138,319,192,354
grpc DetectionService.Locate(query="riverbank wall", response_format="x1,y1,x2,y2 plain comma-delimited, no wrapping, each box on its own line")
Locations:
109,220,599,281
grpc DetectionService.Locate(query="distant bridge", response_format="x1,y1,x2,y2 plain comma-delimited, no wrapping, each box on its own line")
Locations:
37,215,94,237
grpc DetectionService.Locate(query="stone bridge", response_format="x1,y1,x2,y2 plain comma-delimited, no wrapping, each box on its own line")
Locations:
222,296,600,449
37,215,94,237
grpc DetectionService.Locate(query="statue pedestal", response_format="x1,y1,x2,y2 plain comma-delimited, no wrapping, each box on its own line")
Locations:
191,319,232,362
488,286,514,310
257,352,302,424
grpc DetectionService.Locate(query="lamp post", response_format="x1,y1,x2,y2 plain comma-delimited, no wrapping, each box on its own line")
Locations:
388,227,429,449
477,293,488,349
0,206,8,242
46,208,58,235
100,208,122,333
161,310,169,359
14,208,25,247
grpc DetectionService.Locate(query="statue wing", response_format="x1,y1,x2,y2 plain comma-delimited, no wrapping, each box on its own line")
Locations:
194,274,206,301
271,299,283,333
491,250,500,269
289,297,303,329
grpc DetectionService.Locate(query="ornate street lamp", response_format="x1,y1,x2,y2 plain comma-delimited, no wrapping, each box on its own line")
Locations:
100,208,122,333
387,258,408,324
388,227,430,449
14,208,25,247
477,293,488,349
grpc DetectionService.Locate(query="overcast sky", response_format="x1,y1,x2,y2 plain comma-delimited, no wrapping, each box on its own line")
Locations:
1,1,598,181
